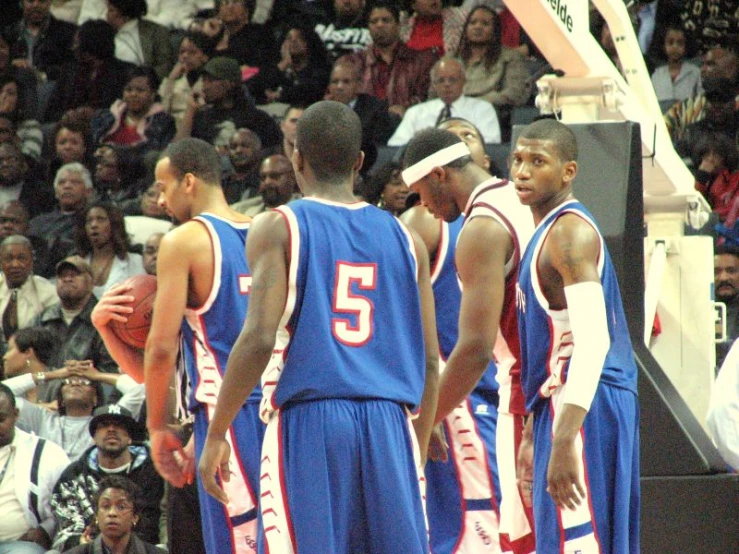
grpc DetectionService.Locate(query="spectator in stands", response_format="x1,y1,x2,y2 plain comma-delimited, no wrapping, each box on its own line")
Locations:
650,22,702,103
45,19,135,123
104,0,174,80
4,360,145,460
159,32,215,131
0,35,39,120
694,134,739,225
273,103,303,160
39,256,120,389
29,163,93,271
74,203,145,298
178,56,282,149
0,201,54,277
0,235,57,342
232,154,299,216
51,406,163,551
315,0,371,61
91,67,177,154
122,185,172,248
1,0,77,82
0,383,69,553
2,326,56,404
254,24,331,105
93,145,147,204
0,74,42,160
715,245,739,369
47,120,96,188
0,142,55,219
388,56,501,146
400,0,468,56
362,160,409,216
142,232,163,276
223,128,261,203
348,1,436,118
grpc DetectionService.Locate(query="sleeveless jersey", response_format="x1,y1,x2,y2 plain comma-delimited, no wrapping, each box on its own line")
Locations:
260,198,426,419
516,200,638,413
463,179,534,414
179,213,259,412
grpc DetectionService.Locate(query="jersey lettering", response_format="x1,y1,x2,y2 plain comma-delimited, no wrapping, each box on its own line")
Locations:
331,262,377,346
239,275,253,295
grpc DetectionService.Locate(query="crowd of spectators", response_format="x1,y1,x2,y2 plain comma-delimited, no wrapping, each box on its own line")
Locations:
0,0,734,550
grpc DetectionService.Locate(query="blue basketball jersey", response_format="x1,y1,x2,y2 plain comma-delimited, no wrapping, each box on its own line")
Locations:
179,213,259,411
261,198,426,418
516,200,638,412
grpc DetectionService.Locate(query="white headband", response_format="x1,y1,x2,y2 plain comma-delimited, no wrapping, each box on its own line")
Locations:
402,142,471,185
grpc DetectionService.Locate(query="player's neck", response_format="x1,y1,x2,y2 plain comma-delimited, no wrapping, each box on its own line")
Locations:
98,448,133,470
532,190,574,225
303,184,357,203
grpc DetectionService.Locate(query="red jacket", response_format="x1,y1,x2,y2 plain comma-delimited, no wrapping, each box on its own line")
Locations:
697,168,739,225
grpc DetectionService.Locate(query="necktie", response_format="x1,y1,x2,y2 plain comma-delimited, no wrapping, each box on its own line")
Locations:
3,289,18,340
436,103,452,125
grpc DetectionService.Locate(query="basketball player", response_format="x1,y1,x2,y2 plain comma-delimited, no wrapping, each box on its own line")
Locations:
90,138,262,554
198,101,440,553
402,124,536,554
511,119,640,553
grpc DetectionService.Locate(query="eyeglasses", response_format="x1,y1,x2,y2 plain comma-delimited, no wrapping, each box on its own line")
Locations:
98,501,134,514
63,377,93,386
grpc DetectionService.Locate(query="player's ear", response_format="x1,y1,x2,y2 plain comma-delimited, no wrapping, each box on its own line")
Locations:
353,150,365,173
562,160,578,184
292,148,304,174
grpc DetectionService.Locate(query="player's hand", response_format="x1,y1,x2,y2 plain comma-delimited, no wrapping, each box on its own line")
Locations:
80,524,95,544
517,425,534,508
198,434,232,506
427,424,449,462
67,360,99,380
546,438,585,510
150,428,192,488
91,283,135,330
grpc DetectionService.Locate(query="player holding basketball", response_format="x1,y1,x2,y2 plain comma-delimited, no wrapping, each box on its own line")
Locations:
511,119,640,553
198,101,440,553
402,124,535,554
91,138,262,554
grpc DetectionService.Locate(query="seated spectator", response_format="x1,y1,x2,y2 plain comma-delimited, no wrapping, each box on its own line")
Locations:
388,56,501,146
1,0,76,82
454,5,530,139
0,201,54,277
58,475,166,554
51,407,163,551
38,257,119,396
142,232,163,276
348,1,437,118
45,19,136,123
361,160,409,217
650,22,702,103
262,103,304,160
104,0,174,80
47,120,96,187
694,134,739,225
179,56,282,149
29,163,94,270
315,0,371,62
223,128,262,203
715,245,739,369
78,0,200,31
707,337,739,471
0,142,55,219
93,144,148,204
400,0,469,56
159,32,216,131
123,185,172,248
2,326,56,405
232,154,299,216
4,362,145,460
0,74,42,160
0,235,58,341
74,203,145,298
0,383,69,553
91,67,177,154
0,35,39,119
253,24,331,105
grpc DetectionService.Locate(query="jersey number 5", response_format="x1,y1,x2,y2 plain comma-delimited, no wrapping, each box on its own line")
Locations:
332,262,377,347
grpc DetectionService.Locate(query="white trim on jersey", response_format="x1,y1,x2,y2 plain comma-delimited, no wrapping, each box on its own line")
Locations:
301,197,370,210
186,215,224,316
430,219,449,285
397,219,420,284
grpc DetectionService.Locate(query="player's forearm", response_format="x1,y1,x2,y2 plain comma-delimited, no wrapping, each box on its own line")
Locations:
552,403,587,445
435,343,492,424
144,344,178,431
413,358,439,464
98,326,145,383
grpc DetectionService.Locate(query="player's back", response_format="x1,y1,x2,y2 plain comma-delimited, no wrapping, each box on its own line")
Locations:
261,198,425,417
180,213,258,410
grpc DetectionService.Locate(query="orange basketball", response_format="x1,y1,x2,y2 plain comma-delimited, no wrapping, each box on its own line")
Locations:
110,274,157,350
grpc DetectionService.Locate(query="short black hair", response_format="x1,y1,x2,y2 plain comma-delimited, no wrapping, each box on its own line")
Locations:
402,128,471,172
517,119,578,162
107,0,147,19
163,138,222,186
0,384,15,410
77,19,117,60
13,327,56,366
127,66,161,95
295,101,362,184
94,475,144,516
369,1,400,23
715,244,739,257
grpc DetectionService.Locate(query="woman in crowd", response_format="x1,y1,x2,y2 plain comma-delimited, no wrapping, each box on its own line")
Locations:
2,326,57,405
74,203,145,298
363,161,409,217
0,35,38,119
63,476,166,554
47,119,96,186
93,145,148,204
91,67,176,154
0,74,42,159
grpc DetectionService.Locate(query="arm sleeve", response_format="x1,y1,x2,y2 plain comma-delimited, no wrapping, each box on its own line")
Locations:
116,375,146,420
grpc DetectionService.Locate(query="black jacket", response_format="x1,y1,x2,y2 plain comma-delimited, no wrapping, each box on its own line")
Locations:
2,15,76,81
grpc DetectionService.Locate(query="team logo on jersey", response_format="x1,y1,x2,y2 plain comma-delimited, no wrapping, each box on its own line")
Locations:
515,282,526,313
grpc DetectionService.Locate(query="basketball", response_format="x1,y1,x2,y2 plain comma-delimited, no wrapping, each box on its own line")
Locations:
110,274,157,350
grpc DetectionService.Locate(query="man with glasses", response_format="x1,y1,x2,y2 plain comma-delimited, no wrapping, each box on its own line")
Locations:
50,404,163,551
232,154,299,216
388,57,501,147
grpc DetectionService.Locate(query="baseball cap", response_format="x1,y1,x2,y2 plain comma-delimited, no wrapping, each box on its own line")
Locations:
202,57,242,84
89,404,147,442
55,255,93,278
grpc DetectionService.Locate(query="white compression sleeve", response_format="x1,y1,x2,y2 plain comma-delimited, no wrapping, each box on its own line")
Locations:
561,281,610,411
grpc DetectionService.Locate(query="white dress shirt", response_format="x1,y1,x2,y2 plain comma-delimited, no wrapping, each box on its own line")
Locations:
115,19,146,67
